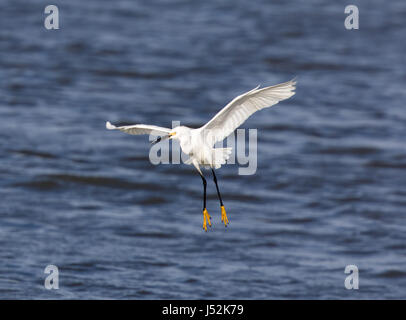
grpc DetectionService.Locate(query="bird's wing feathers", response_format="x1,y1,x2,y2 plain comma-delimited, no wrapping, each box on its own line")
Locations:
106,121,171,136
201,79,296,144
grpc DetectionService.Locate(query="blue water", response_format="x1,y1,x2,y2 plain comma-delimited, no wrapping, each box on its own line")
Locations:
1,0,406,299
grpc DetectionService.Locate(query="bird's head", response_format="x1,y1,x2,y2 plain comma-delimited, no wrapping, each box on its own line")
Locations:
151,126,190,145
169,126,190,141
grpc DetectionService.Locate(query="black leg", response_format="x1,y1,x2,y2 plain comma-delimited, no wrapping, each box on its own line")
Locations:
199,173,207,210
199,173,211,231
212,169,229,226
211,169,223,206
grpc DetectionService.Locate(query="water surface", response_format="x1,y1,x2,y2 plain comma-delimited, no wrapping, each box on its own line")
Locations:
1,0,405,299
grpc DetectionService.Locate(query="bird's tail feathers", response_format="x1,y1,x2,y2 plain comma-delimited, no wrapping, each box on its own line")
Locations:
183,148,232,169
211,147,232,169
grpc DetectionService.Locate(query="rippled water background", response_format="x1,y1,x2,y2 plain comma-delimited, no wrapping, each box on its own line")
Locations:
1,0,405,299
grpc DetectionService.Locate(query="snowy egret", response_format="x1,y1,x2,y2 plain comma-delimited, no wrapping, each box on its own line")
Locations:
106,79,296,231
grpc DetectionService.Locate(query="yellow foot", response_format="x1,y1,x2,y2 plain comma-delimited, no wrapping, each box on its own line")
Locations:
221,205,229,226
203,208,212,231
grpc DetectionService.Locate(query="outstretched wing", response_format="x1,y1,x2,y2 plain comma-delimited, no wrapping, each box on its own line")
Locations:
106,121,171,136
200,79,296,145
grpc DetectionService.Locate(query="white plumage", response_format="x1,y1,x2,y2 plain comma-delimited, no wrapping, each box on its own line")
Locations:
201,79,296,145
106,78,296,171
105,122,171,136
106,78,296,230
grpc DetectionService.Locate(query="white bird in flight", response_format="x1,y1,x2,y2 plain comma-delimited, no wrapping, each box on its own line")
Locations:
106,79,296,231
